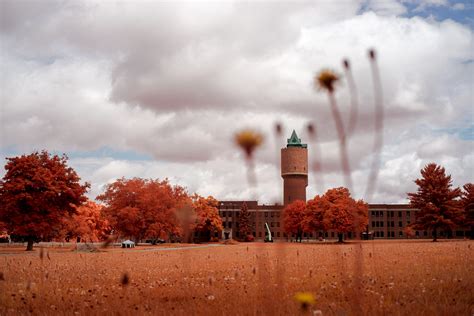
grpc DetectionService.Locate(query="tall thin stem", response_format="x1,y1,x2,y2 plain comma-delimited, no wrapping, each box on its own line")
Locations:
307,123,325,194
365,50,384,202
274,123,283,204
343,60,359,136
328,92,353,191
246,158,258,201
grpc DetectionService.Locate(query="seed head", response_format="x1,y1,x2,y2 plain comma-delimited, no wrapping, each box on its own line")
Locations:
343,59,350,69
208,276,215,286
274,122,283,136
121,272,130,286
316,70,339,93
369,49,376,60
235,129,263,158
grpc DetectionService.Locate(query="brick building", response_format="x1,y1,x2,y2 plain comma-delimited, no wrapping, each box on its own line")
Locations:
281,130,308,205
218,130,470,240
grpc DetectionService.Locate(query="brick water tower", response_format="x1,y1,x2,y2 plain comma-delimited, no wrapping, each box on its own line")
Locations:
281,130,308,206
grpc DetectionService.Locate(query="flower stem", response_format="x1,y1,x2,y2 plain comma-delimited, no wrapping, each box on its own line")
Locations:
328,92,353,191
365,50,384,202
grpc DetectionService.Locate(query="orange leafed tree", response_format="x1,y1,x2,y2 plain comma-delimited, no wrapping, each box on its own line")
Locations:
461,183,474,239
0,221,8,241
62,200,110,243
320,187,368,243
283,200,306,242
403,225,416,238
408,163,462,241
0,151,89,250
97,178,188,243
192,195,223,241
0,221,7,233
303,197,326,237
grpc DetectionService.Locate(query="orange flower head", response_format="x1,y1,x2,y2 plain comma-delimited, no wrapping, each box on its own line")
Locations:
235,129,263,158
316,70,339,93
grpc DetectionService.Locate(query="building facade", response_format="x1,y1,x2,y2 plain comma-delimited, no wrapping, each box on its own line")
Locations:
218,130,470,240
218,202,470,241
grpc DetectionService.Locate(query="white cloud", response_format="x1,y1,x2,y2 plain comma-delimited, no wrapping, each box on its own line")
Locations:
366,0,408,16
1,1,472,204
452,3,465,11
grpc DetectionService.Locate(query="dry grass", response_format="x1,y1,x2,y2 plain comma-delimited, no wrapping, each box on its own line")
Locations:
0,240,472,315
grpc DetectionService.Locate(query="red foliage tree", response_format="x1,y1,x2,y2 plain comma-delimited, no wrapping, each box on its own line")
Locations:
97,178,188,243
283,200,306,242
403,226,416,238
0,221,7,233
408,163,462,241
320,187,368,243
461,183,474,239
62,200,110,243
238,202,253,241
192,195,223,242
303,197,326,237
0,221,9,242
0,151,89,250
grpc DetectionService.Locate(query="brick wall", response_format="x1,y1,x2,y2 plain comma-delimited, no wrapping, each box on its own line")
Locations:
281,147,308,176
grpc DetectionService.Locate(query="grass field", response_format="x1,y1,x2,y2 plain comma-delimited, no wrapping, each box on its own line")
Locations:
0,240,473,315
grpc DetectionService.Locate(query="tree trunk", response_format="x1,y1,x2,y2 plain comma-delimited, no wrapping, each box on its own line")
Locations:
432,229,438,242
26,236,34,251
338,233,344,243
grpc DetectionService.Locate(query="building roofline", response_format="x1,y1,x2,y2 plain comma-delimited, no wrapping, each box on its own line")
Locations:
218,201,414,210
368,204,414,209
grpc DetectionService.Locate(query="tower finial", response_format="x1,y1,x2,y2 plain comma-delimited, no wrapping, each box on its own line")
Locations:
287,130,307,148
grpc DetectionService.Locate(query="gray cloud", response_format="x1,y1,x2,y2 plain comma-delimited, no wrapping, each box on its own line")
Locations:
1,1,472,204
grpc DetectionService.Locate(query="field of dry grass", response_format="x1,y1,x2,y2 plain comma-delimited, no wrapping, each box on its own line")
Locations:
0,240,472,315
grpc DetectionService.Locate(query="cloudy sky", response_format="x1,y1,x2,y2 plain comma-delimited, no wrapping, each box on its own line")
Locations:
1,0,472,204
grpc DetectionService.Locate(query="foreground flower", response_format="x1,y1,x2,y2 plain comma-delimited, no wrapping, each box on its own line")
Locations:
316,70,339,93
235,129,263,158
294,292,316,310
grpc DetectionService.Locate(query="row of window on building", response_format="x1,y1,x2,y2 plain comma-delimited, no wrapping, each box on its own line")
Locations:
219,211,280,218
222,222,281,229
222,210,414,219
371,210,411,218
373,230,469,238
371,220,411,228
249,231,356,238
373,231,404,237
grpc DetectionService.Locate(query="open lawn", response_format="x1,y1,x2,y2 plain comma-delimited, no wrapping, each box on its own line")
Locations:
0,240,473,315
